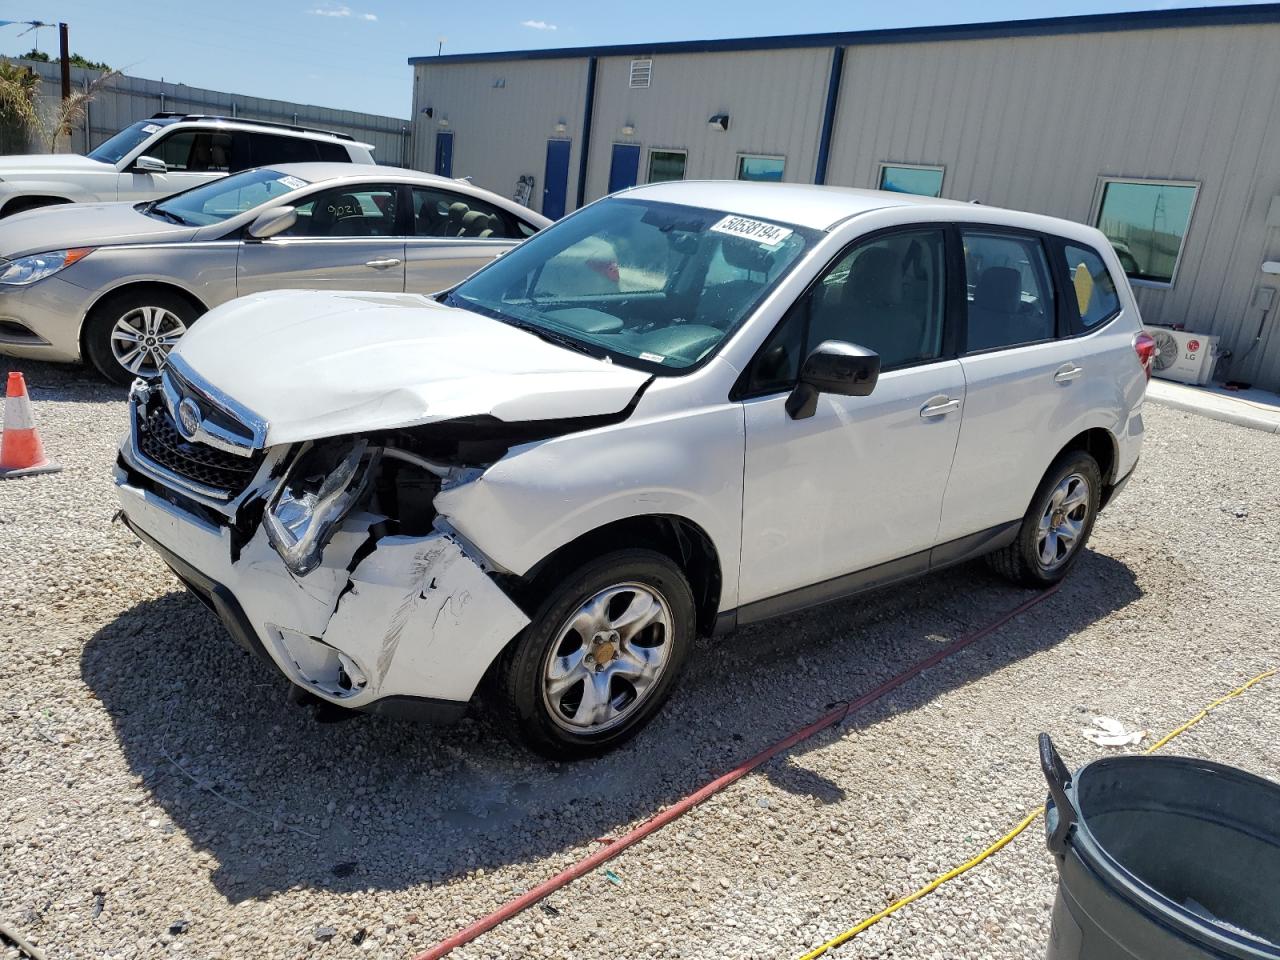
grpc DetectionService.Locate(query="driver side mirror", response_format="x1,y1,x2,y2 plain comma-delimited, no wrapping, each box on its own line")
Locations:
785,340,880,420
132,155,167,174
246,206,298,240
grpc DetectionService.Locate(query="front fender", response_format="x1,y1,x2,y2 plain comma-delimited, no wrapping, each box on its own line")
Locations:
434,402,746,610
0,180,96,208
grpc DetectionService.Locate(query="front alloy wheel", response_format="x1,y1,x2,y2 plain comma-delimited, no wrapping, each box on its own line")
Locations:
541,582,675,733
83,289,200,386
495,548,694,758
109,305,188,379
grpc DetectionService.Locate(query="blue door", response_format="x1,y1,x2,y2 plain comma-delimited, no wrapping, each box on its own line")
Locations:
608,143,641,194
543,139,571,220
434,132,453,177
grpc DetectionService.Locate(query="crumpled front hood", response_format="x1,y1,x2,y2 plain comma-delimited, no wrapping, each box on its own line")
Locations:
0,201,194,257
172,290,652,446
0,153,110,175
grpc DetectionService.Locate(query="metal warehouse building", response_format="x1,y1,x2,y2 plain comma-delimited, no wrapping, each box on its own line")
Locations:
408,4,1280,391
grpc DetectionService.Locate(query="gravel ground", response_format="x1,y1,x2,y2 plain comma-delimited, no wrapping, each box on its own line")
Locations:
1,356,1277,960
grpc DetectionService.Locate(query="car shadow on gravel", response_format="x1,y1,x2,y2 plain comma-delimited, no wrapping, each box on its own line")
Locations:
81,549,1139,903
0,356,121,401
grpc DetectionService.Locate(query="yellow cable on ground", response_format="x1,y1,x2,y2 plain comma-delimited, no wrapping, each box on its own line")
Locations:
795,668,1276,960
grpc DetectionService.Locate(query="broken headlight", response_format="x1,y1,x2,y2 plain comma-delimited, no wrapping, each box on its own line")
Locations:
264,439,379,577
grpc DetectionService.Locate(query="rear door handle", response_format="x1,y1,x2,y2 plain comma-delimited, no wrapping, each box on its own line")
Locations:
365,258,402,269
920,396,961,419
1054,363,1084,383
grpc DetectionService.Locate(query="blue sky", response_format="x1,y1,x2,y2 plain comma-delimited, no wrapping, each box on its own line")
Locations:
0,0,1267,118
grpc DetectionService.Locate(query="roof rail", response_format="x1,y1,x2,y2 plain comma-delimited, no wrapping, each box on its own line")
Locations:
147,112,356,141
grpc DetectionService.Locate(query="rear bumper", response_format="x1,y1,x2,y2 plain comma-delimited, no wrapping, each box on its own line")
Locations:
1101,457,1138,511
114,470,529,722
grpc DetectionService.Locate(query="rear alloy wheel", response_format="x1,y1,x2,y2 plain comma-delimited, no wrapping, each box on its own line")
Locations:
495,549,694,758
84,290,199,386
987,450,1102,588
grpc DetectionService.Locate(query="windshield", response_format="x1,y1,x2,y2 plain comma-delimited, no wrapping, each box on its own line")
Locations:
87,119,174,164
449,198,815,372
148,169,311,227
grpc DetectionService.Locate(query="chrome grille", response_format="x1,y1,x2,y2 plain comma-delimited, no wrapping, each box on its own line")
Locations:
136,403,262,498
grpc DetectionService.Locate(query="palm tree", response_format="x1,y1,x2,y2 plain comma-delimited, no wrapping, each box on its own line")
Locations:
0,57,119,154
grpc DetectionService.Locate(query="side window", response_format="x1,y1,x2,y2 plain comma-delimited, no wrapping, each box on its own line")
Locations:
1061,243,1121,330
315,141,350,163
741,228,946,394
283,185,400,238
152,131,232,172
962,231,1054,352
248,132,322,166
411,186,517,239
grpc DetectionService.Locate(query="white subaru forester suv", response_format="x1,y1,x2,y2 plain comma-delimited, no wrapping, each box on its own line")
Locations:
115,181,1152,758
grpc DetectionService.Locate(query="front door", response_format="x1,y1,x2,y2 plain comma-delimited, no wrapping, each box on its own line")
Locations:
542,139,571,220
738,226,965,608
237,182,405,296
607,143,641,194
434,131,454,177
117,128,231,201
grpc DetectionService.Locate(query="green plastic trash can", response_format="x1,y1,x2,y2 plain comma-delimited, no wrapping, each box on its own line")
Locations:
1040,734,1280,959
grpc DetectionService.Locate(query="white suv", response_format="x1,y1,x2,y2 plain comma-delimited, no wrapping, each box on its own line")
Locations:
115,182,1152,758
0,114,374,217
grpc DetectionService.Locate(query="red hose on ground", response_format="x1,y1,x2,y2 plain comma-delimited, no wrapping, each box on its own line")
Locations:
413,584,1061,960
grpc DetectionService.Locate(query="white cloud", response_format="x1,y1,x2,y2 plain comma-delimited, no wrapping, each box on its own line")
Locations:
521,19,557,30
307,4,377,19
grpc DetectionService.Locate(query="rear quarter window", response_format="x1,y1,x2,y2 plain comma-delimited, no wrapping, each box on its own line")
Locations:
1061,243,1121,330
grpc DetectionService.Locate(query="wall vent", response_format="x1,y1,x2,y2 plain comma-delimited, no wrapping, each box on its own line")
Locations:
629,59,653,88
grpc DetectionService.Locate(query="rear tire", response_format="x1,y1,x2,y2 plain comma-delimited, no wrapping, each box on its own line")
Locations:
83,289,200,386
987,450,1102,588
493,548,695,759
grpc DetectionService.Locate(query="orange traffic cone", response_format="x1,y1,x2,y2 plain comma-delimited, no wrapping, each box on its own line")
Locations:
0,371,62,479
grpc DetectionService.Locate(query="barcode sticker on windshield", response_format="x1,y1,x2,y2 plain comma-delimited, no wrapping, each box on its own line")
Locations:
276,176,308,190
710,215,793,247
142,123,161,134
639,352,666,363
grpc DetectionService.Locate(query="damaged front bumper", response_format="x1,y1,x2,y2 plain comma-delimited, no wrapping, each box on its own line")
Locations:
114,468,530,722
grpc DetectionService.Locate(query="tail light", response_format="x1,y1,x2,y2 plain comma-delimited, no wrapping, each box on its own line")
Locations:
1133,331,1157,380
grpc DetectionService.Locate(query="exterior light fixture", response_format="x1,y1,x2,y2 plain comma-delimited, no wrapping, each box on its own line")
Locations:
554,120,568,134
708,113,729,132
621,123,636,136
438,117,450,129
421,106,434,118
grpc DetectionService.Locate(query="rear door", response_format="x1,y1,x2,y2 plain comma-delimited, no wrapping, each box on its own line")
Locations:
936,226,1089,543
237,182,405,296
403,185,535,293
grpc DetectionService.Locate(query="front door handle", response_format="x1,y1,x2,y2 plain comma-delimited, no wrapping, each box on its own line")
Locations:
920,396,961,419
364,258,402,269
1054,363,1084,383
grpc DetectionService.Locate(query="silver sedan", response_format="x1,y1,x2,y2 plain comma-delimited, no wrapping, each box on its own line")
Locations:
0,163,550,384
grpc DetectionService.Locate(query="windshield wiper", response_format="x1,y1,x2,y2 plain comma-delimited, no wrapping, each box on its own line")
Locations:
146,202,189,226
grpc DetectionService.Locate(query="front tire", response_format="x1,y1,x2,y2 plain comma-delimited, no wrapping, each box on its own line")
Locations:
83,289,200,386
987,450,1102,588
494,549,695,759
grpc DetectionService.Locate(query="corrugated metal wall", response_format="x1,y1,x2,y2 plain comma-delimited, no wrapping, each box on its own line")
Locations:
10,59,410,164
823,22,1280,390
586,48,832,197
412,59,590,209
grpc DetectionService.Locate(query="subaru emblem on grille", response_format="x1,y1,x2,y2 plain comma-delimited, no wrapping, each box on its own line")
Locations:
177,397,201,439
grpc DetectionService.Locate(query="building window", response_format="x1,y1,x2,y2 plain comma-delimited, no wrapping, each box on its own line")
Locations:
1094,178,1198,285
737,155,785,182
647,149,686,183
878,163,944,197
